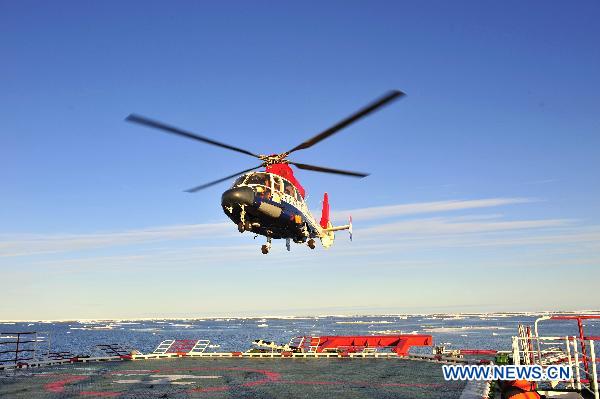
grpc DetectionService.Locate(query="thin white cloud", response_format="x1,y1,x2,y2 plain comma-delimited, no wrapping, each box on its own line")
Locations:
360,217,572,236
453,227,600,248
331,197,536,222
7,222,599,279
330,224,600,255
0,222,233,257
16,244,257,274
0,197,590,263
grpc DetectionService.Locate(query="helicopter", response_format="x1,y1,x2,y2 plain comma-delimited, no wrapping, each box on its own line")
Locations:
126,90,404,254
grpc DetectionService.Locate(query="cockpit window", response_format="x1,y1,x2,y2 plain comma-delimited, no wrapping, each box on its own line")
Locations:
232,175,247,187
283,180,298,200
245,172,270,187
272,176,283,193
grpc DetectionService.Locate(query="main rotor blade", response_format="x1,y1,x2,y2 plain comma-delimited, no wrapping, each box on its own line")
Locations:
290,162,369,178
184,165,263,193
126,114,260,158
287,90,405,154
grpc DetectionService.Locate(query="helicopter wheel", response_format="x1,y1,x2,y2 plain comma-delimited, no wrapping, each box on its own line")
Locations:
307,239,316,249
261,244,270,254
237,222,245,233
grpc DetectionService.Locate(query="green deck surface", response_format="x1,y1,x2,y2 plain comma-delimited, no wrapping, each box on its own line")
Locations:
0,357,466,398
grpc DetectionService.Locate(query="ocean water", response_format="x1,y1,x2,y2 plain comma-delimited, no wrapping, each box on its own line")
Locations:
1,313,599,358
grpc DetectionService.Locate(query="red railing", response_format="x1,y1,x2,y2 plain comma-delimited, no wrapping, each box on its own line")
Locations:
550,315,600,374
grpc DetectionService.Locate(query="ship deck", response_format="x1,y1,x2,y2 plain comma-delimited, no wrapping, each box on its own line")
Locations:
0,357,467,398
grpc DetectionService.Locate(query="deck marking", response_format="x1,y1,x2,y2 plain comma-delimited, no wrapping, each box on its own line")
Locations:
186,366,282,392
109,369,159,375
283,380,445,388
44,375,88,392
380,382,446,388
114,374,222,385
34,365,450,396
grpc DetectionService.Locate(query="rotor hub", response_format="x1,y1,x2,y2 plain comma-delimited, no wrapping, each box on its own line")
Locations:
259,153,290,166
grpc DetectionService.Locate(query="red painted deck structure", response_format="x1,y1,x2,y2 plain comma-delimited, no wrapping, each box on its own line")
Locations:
302,335,433,355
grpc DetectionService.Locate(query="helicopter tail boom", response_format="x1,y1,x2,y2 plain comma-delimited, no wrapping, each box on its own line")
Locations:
319,194,353,248
322,216,353,240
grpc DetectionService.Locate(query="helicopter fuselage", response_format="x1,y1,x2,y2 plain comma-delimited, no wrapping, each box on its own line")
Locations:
221,169,321,242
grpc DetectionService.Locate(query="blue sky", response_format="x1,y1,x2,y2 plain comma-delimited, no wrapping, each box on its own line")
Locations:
1,1,599,320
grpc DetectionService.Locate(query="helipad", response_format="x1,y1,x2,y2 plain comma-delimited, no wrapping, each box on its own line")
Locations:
0,357,466,398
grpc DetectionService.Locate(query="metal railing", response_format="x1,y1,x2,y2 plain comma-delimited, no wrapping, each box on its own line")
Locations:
0,331,50,365
573,339,599,399
511,334,599,399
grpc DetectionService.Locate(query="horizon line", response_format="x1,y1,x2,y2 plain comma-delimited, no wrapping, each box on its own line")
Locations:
2,309,599,323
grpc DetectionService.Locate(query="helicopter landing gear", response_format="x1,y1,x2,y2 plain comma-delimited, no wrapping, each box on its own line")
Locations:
307,238,316,250
261,237,272,254
238,220,252,233
238,206,251,233
238,206,247,233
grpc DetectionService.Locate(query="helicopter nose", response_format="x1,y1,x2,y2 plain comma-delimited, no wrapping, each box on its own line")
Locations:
221,186,255,207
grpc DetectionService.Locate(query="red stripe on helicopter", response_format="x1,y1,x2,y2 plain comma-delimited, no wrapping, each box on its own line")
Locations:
320,193,330,229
